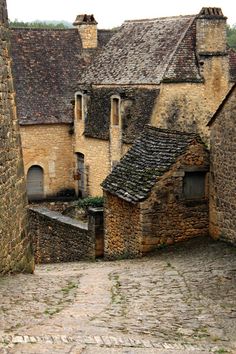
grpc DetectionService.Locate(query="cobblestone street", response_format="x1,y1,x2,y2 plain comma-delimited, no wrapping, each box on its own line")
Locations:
0,237,236,353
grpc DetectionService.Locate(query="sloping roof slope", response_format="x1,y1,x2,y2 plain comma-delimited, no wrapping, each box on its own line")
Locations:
80,15,202,85
102,126,202,203
10,28,115,125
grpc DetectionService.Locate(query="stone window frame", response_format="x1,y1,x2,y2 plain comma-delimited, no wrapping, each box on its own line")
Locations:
74,91,85,121
111,95,121,127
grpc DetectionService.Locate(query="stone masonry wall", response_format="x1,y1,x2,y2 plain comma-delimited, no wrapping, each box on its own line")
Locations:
0,0,34,274
151,74,230,145
104,192,142,260
20,124,75,198
77,24,97,49
209,88,236,245
29,207,95,263
75,118,110,197
141,143,209,254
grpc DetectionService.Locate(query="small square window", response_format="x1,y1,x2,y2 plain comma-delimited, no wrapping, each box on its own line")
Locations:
183,172,206,199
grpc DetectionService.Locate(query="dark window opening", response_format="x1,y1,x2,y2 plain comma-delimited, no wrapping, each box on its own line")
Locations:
183,171,206,199
112,98,120,126
76,95,82,120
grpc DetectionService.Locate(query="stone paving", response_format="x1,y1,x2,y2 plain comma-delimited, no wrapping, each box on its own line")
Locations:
0,237,236,353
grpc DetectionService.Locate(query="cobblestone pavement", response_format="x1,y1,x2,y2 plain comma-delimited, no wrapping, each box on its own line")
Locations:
0,237,235,353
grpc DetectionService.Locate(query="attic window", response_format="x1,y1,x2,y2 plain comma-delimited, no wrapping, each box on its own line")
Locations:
111,97,120,126
75,94,83,120
183,171,206,199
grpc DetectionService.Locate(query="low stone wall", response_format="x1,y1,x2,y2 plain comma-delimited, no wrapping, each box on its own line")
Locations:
29,207,97,263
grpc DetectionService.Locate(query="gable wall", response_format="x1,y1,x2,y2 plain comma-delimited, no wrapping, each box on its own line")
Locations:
0,0,34,274
140,143,209,254
209,90,236,245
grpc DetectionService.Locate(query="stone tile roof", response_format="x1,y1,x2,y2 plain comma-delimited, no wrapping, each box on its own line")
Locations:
229,48,236,82
83,86,159,142
80,15,202,85
102,126,202,203
10,28,115,125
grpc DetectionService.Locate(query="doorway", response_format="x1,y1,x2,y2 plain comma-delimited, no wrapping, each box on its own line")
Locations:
27,165,44,200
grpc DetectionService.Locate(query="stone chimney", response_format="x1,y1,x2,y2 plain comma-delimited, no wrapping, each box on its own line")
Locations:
196,7,227,54
73,14,98,49
0,0,8,25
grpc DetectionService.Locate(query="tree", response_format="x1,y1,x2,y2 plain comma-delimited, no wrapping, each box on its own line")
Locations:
227,24,236,50
9,19,72,29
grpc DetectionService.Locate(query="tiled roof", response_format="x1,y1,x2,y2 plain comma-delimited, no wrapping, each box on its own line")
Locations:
83,86,159,142
10,28,115,125
80,15,202,85
102,126,202,203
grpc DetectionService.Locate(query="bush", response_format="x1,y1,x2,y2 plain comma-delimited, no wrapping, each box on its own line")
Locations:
77,196,103,210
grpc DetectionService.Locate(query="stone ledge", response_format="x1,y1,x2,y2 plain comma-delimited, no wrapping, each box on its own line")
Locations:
29,207,88,230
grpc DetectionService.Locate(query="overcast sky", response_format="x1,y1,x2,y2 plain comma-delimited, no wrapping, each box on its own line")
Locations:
7,0,236,28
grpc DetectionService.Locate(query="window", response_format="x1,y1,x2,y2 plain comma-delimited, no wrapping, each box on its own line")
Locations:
75,94,82,120
183,172,206,199
112,97,120,126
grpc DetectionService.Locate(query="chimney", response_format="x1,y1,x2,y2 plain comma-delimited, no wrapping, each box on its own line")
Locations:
73,14,98,49
196,7,227,54
0,0,8,25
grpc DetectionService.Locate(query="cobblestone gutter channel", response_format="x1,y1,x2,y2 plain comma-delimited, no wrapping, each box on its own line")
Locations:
0,333,226,352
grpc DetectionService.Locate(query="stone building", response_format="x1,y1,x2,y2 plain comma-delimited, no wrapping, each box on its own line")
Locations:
10,15,116,200
102,126,209,259
0,0,34,274
208,83,236,245
9,8,236,199
75,7,236,196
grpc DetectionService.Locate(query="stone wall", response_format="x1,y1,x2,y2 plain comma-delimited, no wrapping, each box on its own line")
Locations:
209,87,236,245
141,144,209,254
29,207,96,263
75,118,110,196
104,192,142,260
151,76,230,145
20,124,75,198
0,0,34,274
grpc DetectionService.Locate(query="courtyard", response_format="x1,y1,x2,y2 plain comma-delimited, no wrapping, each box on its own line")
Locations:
0,237,235,354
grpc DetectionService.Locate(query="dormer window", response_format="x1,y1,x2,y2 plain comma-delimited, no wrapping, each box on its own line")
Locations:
75,93,83,120
111,96,120,126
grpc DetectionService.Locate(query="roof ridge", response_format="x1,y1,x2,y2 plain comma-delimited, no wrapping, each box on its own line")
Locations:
10,27,75,31
162,15,197,80
145,125,199,138
124,14,195,24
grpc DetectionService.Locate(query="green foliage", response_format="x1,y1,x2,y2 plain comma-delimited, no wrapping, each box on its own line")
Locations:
77,196,104,210
9,19,72,29
227,24,236,50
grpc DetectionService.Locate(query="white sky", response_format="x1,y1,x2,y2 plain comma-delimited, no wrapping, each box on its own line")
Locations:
7,0,236,28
